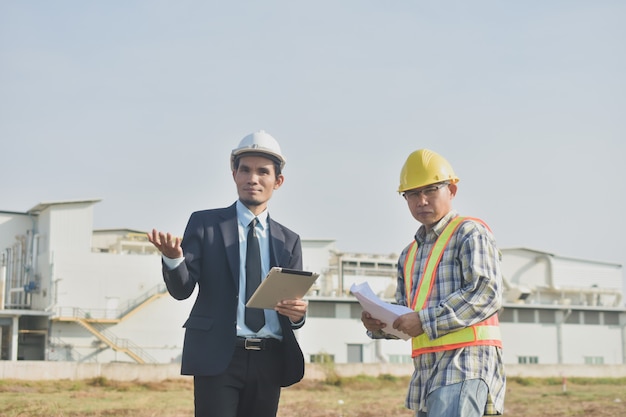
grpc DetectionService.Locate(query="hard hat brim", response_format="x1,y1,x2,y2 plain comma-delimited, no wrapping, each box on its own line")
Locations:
230,149,286,170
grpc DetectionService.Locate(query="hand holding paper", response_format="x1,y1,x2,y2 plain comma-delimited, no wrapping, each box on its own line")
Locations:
350,282,414,340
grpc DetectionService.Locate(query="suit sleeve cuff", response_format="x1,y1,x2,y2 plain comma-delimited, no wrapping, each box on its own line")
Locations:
290,315,306,328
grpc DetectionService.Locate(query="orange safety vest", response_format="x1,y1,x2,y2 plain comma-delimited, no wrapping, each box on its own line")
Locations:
403,216,502,357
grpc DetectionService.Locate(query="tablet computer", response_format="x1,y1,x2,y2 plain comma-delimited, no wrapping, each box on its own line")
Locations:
246,267,319,309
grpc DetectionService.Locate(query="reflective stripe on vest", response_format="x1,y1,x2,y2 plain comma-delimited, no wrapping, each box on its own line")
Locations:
403,216,502,356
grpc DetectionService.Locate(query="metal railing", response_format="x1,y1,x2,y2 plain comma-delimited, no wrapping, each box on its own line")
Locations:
55,282,168,321
71,318,158,364
52,282,169,364
118,283,167,318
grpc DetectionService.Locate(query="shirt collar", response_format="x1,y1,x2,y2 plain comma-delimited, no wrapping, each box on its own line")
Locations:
236,200,269,230
415,210,458,243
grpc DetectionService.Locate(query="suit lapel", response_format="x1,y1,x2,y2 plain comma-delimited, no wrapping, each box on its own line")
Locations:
268,216,286,268
220,207,286,283
219,203,240,286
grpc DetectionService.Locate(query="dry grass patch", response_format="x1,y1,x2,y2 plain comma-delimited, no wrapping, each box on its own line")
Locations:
0,376,624,417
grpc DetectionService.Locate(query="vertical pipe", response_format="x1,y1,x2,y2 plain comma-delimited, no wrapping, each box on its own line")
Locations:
338,254,344,296
11,315,18,361
556,309,572,365
621,312,626,365
5,249,12,308
0,258,5,310
15,238,23,306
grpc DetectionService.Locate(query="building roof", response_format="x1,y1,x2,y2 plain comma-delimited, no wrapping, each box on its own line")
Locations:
28,199,102,214
502,247,622,268
0,210,28,216
93,228,148,235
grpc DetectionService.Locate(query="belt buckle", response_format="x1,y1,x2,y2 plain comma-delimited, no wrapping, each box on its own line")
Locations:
244,338,262,350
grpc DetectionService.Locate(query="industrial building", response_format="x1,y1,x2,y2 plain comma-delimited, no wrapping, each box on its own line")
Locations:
1,199,625,366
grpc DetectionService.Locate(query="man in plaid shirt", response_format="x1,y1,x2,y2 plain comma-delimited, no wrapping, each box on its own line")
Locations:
361,149,506,417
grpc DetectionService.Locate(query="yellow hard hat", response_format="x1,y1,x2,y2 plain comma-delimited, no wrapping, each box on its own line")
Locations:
398,149,460,192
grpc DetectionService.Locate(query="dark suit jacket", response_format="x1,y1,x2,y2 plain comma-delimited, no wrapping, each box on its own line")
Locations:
162,202,305,387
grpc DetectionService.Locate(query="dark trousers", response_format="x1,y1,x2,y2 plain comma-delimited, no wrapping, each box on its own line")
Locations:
194,344,283,417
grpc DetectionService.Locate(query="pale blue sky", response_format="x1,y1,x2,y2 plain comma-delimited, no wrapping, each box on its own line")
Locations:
1,2,625,289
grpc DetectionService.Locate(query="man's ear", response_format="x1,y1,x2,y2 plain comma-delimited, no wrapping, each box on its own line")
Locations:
448,183,458,198
274,174,285,189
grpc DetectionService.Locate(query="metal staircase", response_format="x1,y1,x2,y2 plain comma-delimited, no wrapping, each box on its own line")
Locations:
53,283,168,364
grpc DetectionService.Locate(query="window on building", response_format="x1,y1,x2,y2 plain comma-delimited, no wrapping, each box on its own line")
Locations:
565,311,581,324
347,344,363,363
310,353,335,363
498,308,514,322
604,312,620,326
584,356,604,365
308,301,335,318
335,303,351,319
518,309,535,323
343,261,358,269
583,311,600,325
538,310,556,324
389,354,412,364
350,303,363,319
518,356,539,364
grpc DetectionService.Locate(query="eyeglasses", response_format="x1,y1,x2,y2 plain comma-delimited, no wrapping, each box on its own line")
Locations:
401,182,449,200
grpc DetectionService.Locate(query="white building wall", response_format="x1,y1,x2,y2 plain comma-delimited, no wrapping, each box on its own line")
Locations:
301,239,336,296
44,204,94,253
561,324,623,364
298,317,361,363
500,323,559,364
110,294,195,362
0,212,32,249
52,252,161,314
301,239,335,273
501,248,623,292
500,250,548,288
551,259,622,290
297,317,412,363
27,202,96,311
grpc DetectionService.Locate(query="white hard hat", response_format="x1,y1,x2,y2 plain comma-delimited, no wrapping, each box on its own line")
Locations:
230,130,286,170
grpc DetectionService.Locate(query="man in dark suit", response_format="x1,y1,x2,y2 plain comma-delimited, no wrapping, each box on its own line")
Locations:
148,130,308,417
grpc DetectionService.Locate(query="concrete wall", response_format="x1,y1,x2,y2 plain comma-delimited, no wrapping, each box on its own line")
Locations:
1,361,626,382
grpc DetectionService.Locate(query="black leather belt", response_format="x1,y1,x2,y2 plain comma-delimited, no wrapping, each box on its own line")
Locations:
235,337,281,351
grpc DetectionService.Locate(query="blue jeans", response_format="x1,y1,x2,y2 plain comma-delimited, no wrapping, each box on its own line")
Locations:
416,379,488,417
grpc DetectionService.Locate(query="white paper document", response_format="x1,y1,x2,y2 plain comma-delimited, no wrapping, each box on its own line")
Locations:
350,281,414,340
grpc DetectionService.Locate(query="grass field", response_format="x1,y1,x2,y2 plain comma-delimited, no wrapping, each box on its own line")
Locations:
0,375,624,416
